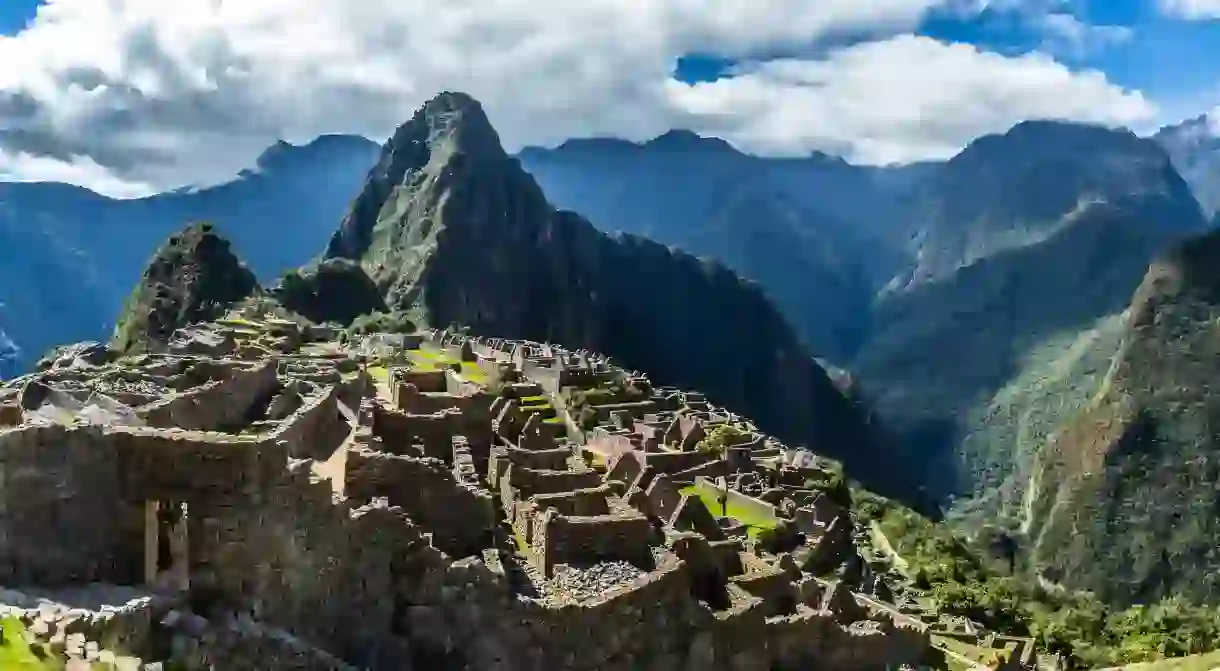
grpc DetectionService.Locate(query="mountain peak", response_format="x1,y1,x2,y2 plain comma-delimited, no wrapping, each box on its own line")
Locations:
112,222,259,354
251,134,379,174
644,129,736,153
392,90,505,162
324,91,515,261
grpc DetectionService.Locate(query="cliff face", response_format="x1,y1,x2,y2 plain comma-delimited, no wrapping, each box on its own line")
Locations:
323,92,903,495
1028,229,1220,604
112,222,259,354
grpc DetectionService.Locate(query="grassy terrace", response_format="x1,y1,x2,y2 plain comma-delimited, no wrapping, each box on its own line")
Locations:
0,616,96,669
681,484,778,537
404,346,488,382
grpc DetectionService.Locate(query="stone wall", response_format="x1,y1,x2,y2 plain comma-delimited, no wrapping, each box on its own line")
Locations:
767,608,929,670
530,487,611,517
166,610,366,670
534,510,655,576
0,424,132,585
504,464,602,497
506,446,570,471
343,448,495,557
191,465,412,665
370,405,475,463
393,387,461,415
645,450,715,475
138,361,278,431
391,369,447,395
270,386,354,461
646,476,684,522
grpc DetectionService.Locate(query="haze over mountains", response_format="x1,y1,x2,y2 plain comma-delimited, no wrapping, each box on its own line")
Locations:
0,134,380,378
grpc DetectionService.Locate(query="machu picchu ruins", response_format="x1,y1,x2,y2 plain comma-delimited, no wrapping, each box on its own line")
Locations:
0,308,1045,670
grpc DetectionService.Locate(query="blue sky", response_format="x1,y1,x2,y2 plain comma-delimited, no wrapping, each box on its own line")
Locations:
0,0,37,35
672,0,1220,128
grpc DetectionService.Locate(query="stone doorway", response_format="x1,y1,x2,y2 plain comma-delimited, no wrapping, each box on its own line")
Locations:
144,500,189,592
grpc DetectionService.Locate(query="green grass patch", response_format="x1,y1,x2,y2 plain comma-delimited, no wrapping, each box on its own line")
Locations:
1110,650,1220,671
0,617,64,669
543,417,565,425
513,528,529,553
402,348,487,382
519,395,548,404
367,366,389,383
681,484,778,537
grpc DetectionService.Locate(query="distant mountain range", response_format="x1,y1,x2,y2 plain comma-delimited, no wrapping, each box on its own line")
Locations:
1155,114,1220,219
0,134,380,376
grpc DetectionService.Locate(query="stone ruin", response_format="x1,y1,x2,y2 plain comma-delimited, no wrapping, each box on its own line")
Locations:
0,317,1031,669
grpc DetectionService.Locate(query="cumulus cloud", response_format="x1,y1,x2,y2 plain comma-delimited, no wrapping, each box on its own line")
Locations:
1160,0,1220,19
0,0,1157,196
667,36,1155,164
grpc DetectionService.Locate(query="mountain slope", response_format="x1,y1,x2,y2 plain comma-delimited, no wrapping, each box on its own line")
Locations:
516,132,913,362
0,134,379,375
1028,229,1220,604
113,222,259,354
1155,114,1220,218
851,121,1209,507
324,91,903,494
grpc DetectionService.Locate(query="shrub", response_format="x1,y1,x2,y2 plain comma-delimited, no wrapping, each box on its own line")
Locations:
349,311,416,336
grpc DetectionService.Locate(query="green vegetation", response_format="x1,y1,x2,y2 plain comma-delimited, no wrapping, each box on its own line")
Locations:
348,311,416,336
113,222,259,354
1110,649,1220,671
854,490,1220,668
402,346,488,383
681,484,778,538
0,617,64,669
565,380,649,429
695,425,747,457
272,258,388,326
367,365,389,383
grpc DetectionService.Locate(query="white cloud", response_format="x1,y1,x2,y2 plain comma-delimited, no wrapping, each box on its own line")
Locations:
0,0,1157,196
0,147,154,198
1160,0,1220,20
667,36,1156,165
1038,13,1133,58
